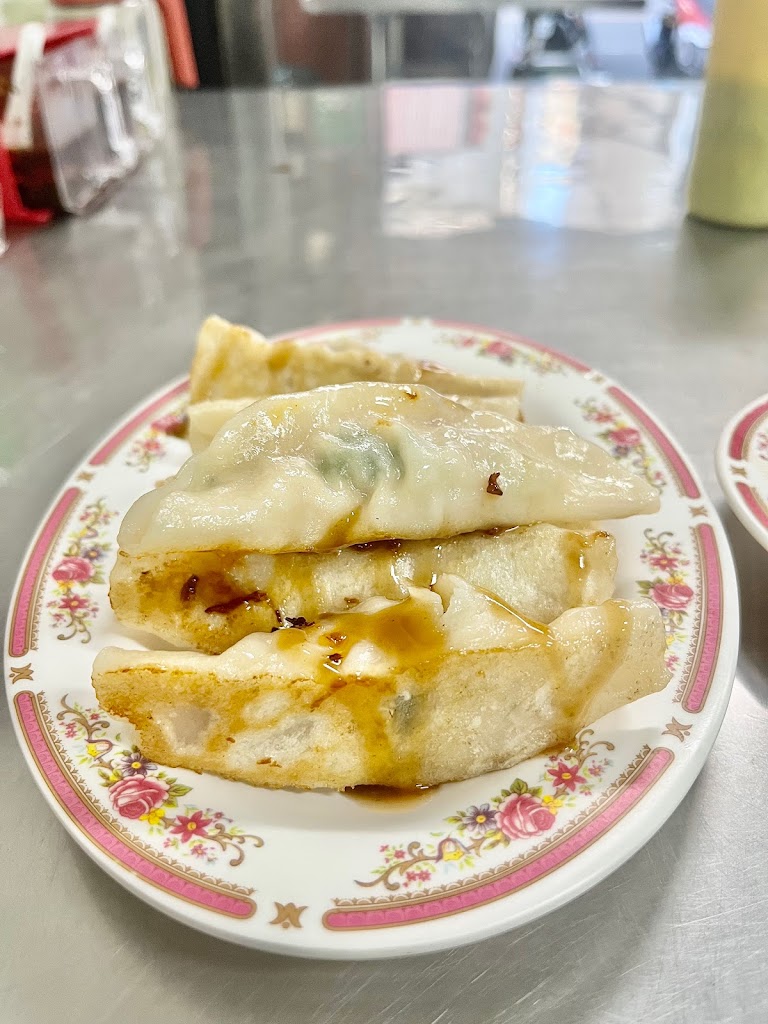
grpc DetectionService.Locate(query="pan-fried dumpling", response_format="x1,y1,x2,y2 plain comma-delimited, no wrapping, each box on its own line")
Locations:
189,315,524,405
187,391,522,454
109,524,618,653
93,576,668,790
118,382,659,557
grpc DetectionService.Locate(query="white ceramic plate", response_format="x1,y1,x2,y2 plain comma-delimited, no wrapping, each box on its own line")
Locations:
717,393,768,552
4,318,738,959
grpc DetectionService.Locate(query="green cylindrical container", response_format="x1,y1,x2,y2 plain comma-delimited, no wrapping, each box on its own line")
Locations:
688,0,768,227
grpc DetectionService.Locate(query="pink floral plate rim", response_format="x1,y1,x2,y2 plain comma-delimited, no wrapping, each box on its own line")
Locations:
717,392,768,552
3,317,739,958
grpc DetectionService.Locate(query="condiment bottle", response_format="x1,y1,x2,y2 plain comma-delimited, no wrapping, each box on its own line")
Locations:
688,0,768,227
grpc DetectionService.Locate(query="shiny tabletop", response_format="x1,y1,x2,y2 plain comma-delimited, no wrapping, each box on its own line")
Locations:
1,82,766,1024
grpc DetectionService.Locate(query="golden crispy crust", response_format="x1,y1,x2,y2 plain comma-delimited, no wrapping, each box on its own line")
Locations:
93,596,667,790
189,315,524,404
109,525,617,653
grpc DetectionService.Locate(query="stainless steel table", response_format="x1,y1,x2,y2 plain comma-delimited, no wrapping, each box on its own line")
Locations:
1,83,766,1024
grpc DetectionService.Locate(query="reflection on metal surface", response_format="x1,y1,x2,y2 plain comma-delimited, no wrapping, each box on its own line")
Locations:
382,85,505,238
501,82,700,232
304,229,335,267
381,81,701,237
0,110,199,485
501,83,583,226
311,92,367,149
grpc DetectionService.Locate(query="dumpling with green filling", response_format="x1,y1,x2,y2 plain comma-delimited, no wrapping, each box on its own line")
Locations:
187,389,522,455
118,382,660,557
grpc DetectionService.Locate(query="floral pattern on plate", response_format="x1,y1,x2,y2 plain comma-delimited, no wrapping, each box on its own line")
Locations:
57,696,263,867
359,731,612,893
46,499,117,644
438,330,567,375
124,409,188,472
638,529,693,674
578,398,666,491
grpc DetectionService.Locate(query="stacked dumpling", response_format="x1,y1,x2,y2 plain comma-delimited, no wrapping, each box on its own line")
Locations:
94,318,668,790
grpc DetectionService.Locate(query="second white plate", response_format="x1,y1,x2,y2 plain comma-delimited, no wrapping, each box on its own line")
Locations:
717,392,768,552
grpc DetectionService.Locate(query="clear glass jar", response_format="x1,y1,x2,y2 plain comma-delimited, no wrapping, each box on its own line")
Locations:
95,0,168,150
0,23,138,214
9,0,171,153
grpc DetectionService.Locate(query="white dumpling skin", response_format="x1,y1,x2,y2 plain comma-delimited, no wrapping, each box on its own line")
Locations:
119,382,660,555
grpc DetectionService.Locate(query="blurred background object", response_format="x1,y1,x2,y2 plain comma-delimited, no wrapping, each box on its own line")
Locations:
645,0,713,78
688,0,768,227
291,0,715,84
0,20,138,218
0,0,719,237
48,0,173,146
49,0,195,88
0,2,718,96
